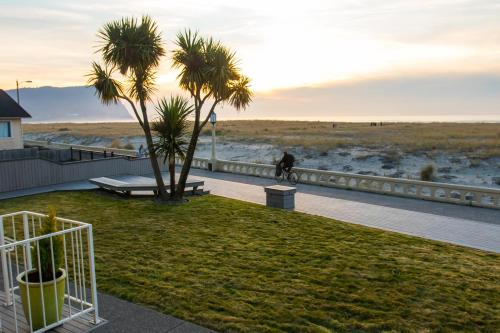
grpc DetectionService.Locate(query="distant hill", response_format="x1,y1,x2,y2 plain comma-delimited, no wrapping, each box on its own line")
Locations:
6,86,133,122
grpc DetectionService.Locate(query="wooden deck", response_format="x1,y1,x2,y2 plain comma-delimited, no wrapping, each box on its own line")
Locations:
0,292,104,333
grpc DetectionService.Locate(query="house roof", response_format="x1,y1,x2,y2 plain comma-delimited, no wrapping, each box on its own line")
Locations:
0,89,31,118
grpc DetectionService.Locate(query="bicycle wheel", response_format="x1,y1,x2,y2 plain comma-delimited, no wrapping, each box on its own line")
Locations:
274,172,285,183
275,173,284,183
288,172,298,185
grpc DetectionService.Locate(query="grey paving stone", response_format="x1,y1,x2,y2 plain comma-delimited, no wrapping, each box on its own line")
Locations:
185,169,500,253
0,181,97,200
166,322,217,333
188,168,500,225
91,292,186,333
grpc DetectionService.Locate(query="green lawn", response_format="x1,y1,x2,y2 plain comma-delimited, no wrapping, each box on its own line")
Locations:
1,191,498,332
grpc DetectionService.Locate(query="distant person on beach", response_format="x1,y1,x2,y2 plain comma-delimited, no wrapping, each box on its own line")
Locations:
278,151,295,173
138,144,145,157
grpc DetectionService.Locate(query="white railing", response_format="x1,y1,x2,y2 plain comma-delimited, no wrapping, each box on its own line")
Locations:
175,157,210,170
0,211,99,332
210,159,500,209
21,140,500,209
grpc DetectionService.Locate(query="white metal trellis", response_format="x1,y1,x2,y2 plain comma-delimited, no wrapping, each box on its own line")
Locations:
0,211,99,333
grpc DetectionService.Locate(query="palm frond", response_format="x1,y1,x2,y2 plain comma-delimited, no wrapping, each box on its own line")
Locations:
172,29,208,94
86,62,124,105
228,76,252,110
205,43,239,99
98,15,165,76
171,30,252,109
152,96,193,161
128,67,157,101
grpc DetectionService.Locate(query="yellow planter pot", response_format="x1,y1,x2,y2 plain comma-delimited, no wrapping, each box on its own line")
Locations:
17,268,66,331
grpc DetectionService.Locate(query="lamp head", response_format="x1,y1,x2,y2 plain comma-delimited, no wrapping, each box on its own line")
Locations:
210,112,217,125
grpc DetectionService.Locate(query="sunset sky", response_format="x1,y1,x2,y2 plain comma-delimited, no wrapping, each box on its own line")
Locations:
1,0,499,120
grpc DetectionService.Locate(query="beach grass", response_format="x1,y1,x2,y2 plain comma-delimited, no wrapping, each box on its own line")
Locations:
1,191,498,332
24,121,500,158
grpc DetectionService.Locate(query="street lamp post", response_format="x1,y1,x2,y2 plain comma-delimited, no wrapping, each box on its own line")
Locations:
16,80,32,105
210,112,217,171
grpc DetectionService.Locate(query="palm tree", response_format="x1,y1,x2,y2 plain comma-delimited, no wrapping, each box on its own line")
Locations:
151,97,193,198
87,16,169,200
172,30,253,198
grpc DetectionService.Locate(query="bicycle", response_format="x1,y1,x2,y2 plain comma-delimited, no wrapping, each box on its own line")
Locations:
274,166,299,185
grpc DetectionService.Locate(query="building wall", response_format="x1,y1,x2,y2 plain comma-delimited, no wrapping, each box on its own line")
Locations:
0,156,161,192
0,118,23,150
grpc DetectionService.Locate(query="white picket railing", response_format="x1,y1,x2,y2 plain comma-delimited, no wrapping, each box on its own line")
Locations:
0,211,99,332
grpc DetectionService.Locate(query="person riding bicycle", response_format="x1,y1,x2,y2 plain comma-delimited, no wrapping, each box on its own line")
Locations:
277,151,295,174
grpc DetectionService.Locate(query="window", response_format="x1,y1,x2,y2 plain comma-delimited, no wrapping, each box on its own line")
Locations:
0,121,11,138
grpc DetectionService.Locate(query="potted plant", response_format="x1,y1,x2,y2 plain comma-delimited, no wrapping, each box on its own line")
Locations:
17,207,66,330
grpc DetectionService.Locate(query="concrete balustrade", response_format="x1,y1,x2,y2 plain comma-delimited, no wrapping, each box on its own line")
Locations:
22,141,499,209
196,158,500,209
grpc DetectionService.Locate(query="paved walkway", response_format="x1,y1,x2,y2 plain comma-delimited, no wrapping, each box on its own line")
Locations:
93,291,215,333
1,170,499,253
187,169,500,253
0,181,96,200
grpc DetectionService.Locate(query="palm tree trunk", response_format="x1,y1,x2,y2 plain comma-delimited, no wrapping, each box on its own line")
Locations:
169,155,175,198
145,130,168,200
176,126,200,198
176,94,214,199
140,100,169,201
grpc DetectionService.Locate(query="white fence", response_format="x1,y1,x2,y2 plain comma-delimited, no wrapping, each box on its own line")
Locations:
22,140,500,209
212,159,500,209
0,211,99,332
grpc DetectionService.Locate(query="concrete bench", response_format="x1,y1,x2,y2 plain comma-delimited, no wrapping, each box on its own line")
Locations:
264,185,296,209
